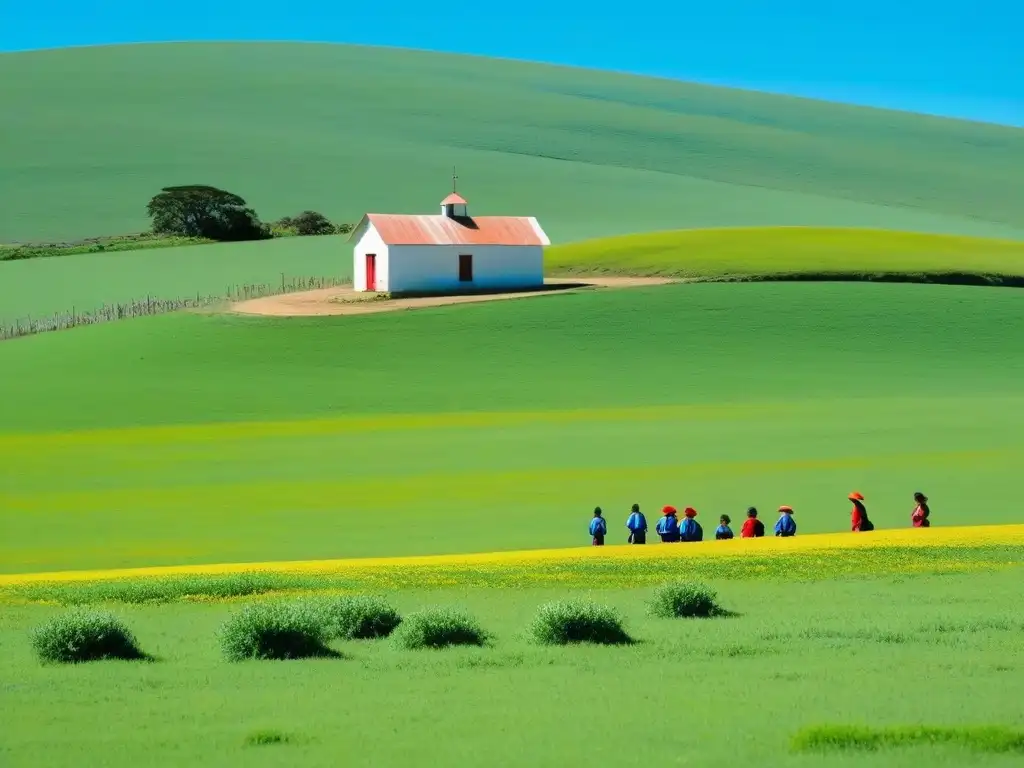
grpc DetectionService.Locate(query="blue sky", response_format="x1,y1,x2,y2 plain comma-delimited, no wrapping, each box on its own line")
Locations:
3,0,1021,126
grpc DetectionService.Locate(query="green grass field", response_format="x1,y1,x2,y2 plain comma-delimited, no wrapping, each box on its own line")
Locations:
0,235,342,325
2,42,1023,244
2,572,1023,767
3,282,1024,572
548,228,1024,281
3,279,1024,766
3,43,1024,762
6,226,1024,327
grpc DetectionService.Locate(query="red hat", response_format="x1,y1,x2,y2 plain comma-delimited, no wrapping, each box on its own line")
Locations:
778,505,793,513
683,507,697,517
849,492,864,501
662,505,677,516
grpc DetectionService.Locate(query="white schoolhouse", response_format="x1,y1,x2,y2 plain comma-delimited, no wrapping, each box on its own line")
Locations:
350,192,549,294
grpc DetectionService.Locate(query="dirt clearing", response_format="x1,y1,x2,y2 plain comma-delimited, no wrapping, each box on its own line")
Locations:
230,277,675,317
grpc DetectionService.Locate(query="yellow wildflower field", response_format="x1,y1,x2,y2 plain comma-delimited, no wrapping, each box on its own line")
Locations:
3,524,1021,587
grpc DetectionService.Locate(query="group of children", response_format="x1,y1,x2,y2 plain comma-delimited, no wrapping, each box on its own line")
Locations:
588,491,932,545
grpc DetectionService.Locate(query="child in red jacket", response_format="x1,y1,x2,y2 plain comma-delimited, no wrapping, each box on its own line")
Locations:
849,492,874,532
911,492,931,527
740,507,765,538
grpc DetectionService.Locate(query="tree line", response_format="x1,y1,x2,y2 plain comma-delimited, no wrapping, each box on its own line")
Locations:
146,185,353,242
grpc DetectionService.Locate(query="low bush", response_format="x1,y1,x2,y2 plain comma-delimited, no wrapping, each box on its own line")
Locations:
318,595,402,640
243,729,296,747
791,724,1024,753
390,608,488,649
291,210,336,236
648,581,723,618
270,212,351,237
528,600,633,646
219,601,334,661
30,610,147,663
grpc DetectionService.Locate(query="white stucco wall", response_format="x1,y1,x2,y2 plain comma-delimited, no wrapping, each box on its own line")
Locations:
388,244,544,294
352,225,390,291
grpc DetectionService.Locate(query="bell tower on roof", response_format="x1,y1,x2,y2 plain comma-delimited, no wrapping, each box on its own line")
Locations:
441,167,468,218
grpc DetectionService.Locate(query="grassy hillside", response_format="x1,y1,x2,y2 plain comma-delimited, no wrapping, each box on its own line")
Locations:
547,227,1024,281
3,282,1023,572
2,42,1023,244
6,227,1024,326
3,570,1023,766
3,281,1023,767
0,236,343,324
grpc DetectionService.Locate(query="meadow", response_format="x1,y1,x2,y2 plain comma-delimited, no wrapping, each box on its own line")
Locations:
3,275,1024,766
0,236,342,325
3,44,1024,760
3,282,1024,574
1,561,1022,767
6,226,1024,330
3,42,1024,245
548,228,1024,283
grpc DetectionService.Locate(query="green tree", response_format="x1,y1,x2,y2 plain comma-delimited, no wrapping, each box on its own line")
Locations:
290,210,336,236
146,186,270,241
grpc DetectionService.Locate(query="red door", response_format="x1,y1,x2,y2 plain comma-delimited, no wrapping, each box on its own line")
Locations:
365,254,377,291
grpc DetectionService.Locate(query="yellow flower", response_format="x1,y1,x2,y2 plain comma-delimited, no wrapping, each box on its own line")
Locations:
1,524,1021,587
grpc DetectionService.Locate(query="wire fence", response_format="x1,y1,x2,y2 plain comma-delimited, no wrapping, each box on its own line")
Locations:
1,275,348,342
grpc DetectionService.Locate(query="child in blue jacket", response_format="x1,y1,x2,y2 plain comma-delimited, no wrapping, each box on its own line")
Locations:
715,514,734,540
774,505,797,537
656,506,680,542
625,504,647,544
589,507,607,546
680,508,703,542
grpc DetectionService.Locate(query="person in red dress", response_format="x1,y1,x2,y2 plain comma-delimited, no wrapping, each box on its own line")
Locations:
740,507,765,538
849,492,874,532
911,492,931,527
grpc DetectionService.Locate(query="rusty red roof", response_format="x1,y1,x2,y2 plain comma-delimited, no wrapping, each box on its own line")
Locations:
441,193,468,205
361,214,549,246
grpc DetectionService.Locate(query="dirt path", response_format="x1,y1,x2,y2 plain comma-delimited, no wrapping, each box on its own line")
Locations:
230,277,675,317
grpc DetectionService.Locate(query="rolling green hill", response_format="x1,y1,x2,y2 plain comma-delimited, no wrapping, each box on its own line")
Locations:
547,227,1024,281
2,282,1023,571
0,236,341,325
6,227,1024,326
2,42,1023,244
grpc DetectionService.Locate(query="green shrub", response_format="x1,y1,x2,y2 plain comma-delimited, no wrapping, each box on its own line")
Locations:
528,600,633,645
30,610,147,663
291,210,335,236
219,601,334,661
648,581,722,618
791,724,1024,753
244,729,296,747
318,595,402,639
390,608,488,649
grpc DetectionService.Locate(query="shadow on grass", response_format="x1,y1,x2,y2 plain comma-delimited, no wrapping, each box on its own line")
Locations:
389,281,594,299
707,271,1024,289
243,729,303,747
235,645,346,662
552,269,1024,290
651,609,743,622
792,725,1024,753
710,607,742,619
42,650,159,666
524,638,641,650
703,644,765,659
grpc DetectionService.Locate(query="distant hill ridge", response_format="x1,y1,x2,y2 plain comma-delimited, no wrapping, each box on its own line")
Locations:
1,42,1023,242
